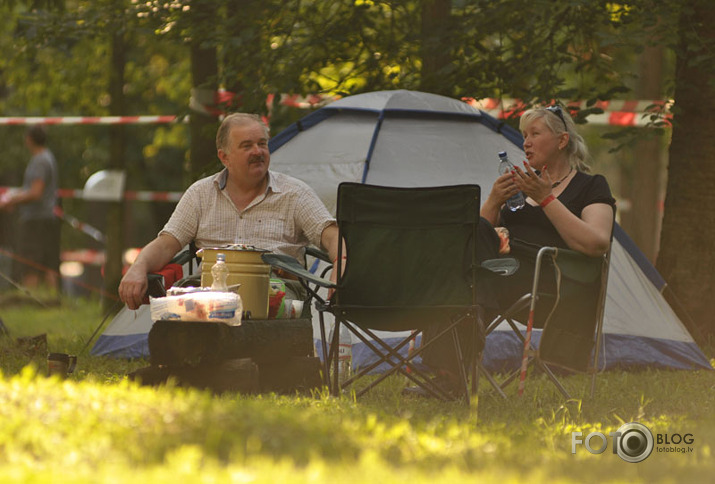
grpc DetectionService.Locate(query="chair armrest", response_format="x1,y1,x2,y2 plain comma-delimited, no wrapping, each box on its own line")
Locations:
480,257,520,276
481,249,602,282
146,273,167,298
262,253,336,289
145,262,185,300
143,246,199,303
174,273,201,288
171,248,196,267
305,246,332,264
547,247,604,283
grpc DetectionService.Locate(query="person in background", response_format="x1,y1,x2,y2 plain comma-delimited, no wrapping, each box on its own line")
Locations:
119,113,341,310
0,125,60,291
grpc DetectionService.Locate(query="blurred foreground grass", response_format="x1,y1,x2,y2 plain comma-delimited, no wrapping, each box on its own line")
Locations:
0,295,713,483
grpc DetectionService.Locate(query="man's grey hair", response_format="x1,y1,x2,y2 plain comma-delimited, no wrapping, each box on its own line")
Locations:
216,113,269,152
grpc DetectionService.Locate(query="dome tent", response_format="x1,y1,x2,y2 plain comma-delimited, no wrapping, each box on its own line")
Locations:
269,89,710,372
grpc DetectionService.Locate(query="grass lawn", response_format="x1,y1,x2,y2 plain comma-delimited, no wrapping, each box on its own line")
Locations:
0,294,713,483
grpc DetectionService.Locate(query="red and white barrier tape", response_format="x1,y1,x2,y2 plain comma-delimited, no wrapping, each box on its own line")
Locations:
0,97,671,127
0,93,340,126
122,190,183,202
464,98,673,127
0,115,179,125
469,97,673,113
0,245,119,299
0,187,183,202
269,93,340,109
53,206,106,243
61,249,105,265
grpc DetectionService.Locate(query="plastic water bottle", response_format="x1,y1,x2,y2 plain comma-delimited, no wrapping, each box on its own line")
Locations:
329,322,353,384
498,151,525,211
211,253,229,291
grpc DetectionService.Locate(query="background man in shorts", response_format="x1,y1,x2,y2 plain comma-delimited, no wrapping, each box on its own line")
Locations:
0,125,60,291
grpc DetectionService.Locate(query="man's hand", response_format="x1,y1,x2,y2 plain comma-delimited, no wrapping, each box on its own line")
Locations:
320,223,344,298
118,264,149,310
118,234,182,310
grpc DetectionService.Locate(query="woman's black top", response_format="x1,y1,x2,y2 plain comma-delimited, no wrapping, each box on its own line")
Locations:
500,171,616,248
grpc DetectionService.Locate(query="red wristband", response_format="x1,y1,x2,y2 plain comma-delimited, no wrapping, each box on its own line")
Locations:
540,194,556,208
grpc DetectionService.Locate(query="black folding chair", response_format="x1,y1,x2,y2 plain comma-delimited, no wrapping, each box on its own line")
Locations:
263,183,484,404
480,242,612,399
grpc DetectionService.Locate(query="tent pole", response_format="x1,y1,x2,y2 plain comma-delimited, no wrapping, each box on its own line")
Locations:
80,300,123,355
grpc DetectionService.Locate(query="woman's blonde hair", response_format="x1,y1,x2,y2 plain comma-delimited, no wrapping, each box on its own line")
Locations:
519,106,591,172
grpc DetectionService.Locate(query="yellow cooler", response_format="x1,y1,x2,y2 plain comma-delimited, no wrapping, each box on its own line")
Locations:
197,245,271,319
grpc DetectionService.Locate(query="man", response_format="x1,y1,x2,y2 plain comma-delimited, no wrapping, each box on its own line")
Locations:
0,125,60,290
119,113,340,310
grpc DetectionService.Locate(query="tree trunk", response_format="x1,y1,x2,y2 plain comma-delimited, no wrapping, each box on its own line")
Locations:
420,0,451,95
188,0,219,182
224,0,264,114
620,44,665,263
657,0,715,339
103,29,126,311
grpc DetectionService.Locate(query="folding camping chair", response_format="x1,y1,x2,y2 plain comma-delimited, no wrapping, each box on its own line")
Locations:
145,242,200,300
479,242,612,399
262,182,484,404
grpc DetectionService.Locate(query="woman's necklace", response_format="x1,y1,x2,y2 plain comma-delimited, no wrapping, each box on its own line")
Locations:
551,167,573,188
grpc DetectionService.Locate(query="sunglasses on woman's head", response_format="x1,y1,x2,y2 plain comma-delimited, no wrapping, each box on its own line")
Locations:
545,105,568,131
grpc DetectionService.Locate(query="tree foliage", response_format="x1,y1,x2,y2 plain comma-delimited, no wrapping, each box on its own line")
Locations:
1,0,679,170
1,0,714,334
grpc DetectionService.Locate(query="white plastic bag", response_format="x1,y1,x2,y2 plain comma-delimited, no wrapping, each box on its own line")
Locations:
150,291,243,326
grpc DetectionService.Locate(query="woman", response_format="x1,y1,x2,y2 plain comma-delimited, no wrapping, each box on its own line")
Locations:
415,105,616,398
483,105,614,258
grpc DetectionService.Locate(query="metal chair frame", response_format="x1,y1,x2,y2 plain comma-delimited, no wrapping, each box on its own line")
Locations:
478,245,612,399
